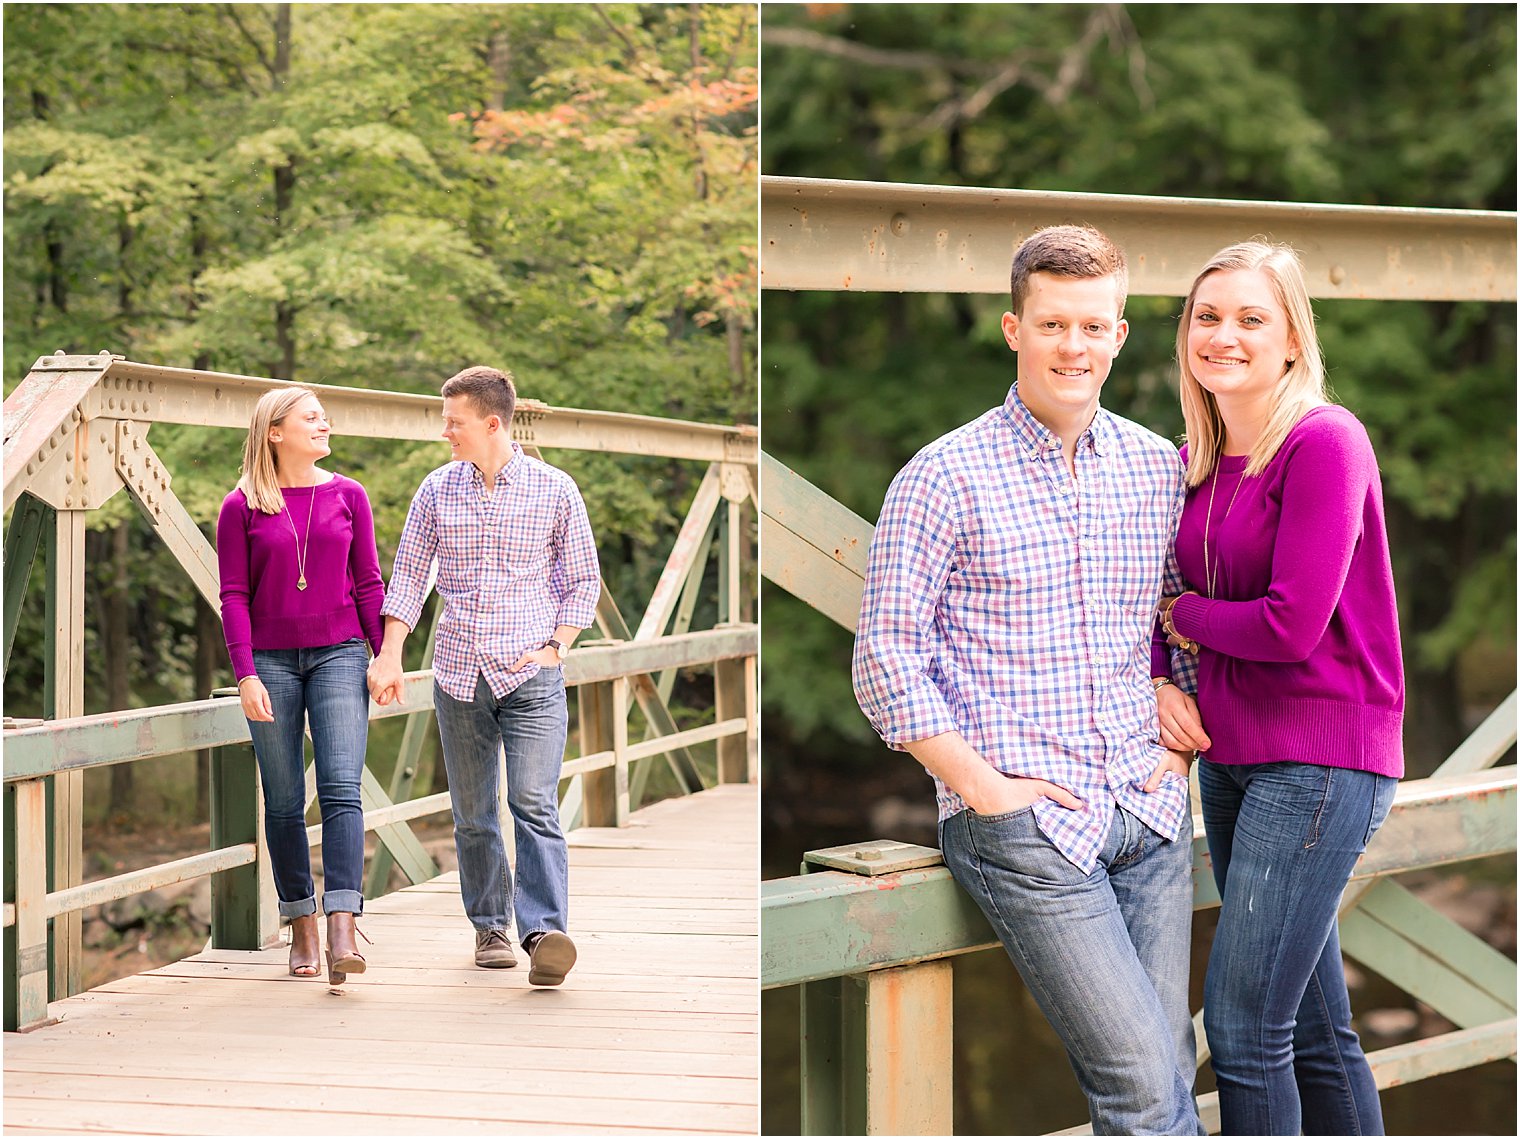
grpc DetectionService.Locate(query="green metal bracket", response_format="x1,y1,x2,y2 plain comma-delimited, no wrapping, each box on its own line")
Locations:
2,493,48,673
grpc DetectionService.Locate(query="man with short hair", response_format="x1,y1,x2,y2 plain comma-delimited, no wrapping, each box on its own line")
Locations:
852,226,1207,1134
369,365,600,986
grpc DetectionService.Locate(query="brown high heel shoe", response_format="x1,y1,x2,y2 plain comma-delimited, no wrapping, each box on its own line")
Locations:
288,913,321,978
325,911,369,985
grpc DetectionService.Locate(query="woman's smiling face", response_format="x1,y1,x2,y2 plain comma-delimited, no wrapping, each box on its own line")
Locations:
1186,268,1298,404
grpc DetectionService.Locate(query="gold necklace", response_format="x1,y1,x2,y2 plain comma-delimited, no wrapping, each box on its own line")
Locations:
1202,460,1245,600
282,482,317,591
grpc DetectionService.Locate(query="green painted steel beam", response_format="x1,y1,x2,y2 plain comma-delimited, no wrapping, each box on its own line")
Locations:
763,768,1517,988
3,626,757,780
761,176,1517,301
760,451,873,631
3,494,49,670
208,743,264,951
1340,878,1516,1029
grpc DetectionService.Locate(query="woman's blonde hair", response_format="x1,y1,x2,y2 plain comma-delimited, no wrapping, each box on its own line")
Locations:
1176,241,1328,487
237,387,320,514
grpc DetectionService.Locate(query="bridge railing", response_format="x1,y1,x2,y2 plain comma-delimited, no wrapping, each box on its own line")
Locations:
3,353,757,1031
759,177,1517,1134
5,625,755,1031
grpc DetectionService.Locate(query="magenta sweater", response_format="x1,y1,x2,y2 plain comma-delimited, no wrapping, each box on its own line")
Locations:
216,473,386,681
1152,406,1405,777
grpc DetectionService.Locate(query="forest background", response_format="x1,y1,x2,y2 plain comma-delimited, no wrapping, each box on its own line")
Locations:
759,3,1515,1134
3,2,758,838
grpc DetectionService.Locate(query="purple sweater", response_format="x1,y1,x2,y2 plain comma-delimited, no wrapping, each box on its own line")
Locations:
1152,406,1405,777
216,473,386,681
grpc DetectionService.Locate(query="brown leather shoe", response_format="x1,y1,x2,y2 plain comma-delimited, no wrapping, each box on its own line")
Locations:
474,928,518,968
525,930,576,987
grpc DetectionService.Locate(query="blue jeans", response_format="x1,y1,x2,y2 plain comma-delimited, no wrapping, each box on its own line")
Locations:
941,803,1202,1136
432,669,569,938
1199,760,1398,1136
246,639,369,918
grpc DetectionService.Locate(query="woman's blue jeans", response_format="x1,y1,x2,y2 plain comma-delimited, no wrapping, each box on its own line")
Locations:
1199,760,1398,1136
245,639,369,919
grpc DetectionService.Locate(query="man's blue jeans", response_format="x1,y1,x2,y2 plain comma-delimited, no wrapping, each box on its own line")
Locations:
1200,760,1397,1136
941,803,1202,1136
432,668,570,939
246,639,369,918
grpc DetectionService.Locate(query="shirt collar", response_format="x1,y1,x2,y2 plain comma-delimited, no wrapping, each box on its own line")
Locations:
461,440,524,489
1000,384,1111,460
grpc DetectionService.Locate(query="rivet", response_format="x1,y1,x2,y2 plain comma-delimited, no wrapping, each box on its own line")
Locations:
1330,265,1347,286
64,472,73,484
890,212,909,236
81,473,89,485
64,495,73,507
41,357,53,367
855,848,883,861
65,450,73,462
148,382,154,394
54,348,65,356
25,461,35,475
108,398,116,411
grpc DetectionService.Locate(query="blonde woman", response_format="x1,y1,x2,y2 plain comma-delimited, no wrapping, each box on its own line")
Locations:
216,387,385,984
1152,242,1403,1134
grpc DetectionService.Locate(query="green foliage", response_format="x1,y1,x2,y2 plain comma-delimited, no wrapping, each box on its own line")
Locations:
760,3,1515,775
4,4,757,756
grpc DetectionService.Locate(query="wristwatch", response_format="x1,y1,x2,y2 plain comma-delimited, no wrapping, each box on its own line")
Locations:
545,637,568,662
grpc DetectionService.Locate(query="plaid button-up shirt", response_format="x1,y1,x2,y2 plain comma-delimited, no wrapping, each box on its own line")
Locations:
852,386,1189,872
382,444,601,701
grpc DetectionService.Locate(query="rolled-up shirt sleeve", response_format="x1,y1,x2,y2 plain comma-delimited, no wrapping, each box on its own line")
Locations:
380,474,439,632
851,456,960,749
549,477,601,631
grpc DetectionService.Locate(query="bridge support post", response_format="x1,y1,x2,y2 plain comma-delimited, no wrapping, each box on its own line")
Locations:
209,722,273,950
4,779,53,1031
714,654,753,784
801,962,954,1135
579,679,618,827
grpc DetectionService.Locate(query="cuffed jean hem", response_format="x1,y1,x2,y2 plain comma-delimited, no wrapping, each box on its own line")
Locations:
278,896,319,920
322,889,365,916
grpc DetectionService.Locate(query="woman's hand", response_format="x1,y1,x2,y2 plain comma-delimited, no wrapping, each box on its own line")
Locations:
238,676,274,722
1142,748,1194,793
1156,683,1211,753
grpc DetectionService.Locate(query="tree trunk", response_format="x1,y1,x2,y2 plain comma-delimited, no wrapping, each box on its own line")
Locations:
271,4,297,379
32,89,67,316
687,5,708,202
487,29,512,111
105,524,133,817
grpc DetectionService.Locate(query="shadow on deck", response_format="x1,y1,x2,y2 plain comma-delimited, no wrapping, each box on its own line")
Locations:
4,784,758,1135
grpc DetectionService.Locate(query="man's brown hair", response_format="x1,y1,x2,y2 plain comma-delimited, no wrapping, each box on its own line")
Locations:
441,365,517,425
1009,225,1128,317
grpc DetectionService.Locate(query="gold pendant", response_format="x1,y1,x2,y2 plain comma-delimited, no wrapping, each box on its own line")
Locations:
297,575,307,590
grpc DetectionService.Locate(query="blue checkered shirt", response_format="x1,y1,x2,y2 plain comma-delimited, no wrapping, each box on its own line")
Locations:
382,443,601,701
852,386,1189,872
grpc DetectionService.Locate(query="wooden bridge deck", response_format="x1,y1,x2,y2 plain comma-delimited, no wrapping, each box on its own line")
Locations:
3,783,758,1135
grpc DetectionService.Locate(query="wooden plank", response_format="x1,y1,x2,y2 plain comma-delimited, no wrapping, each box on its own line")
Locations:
7,779,50,1029
3,784,757,1135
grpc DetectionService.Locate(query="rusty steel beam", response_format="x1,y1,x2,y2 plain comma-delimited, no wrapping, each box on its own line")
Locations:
761,176,1518,301
75,358,756,461
3,625,757,780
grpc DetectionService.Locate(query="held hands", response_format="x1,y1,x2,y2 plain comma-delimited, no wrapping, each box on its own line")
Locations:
238,676,274,722
1156,683,1211,753
366,655,404,707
